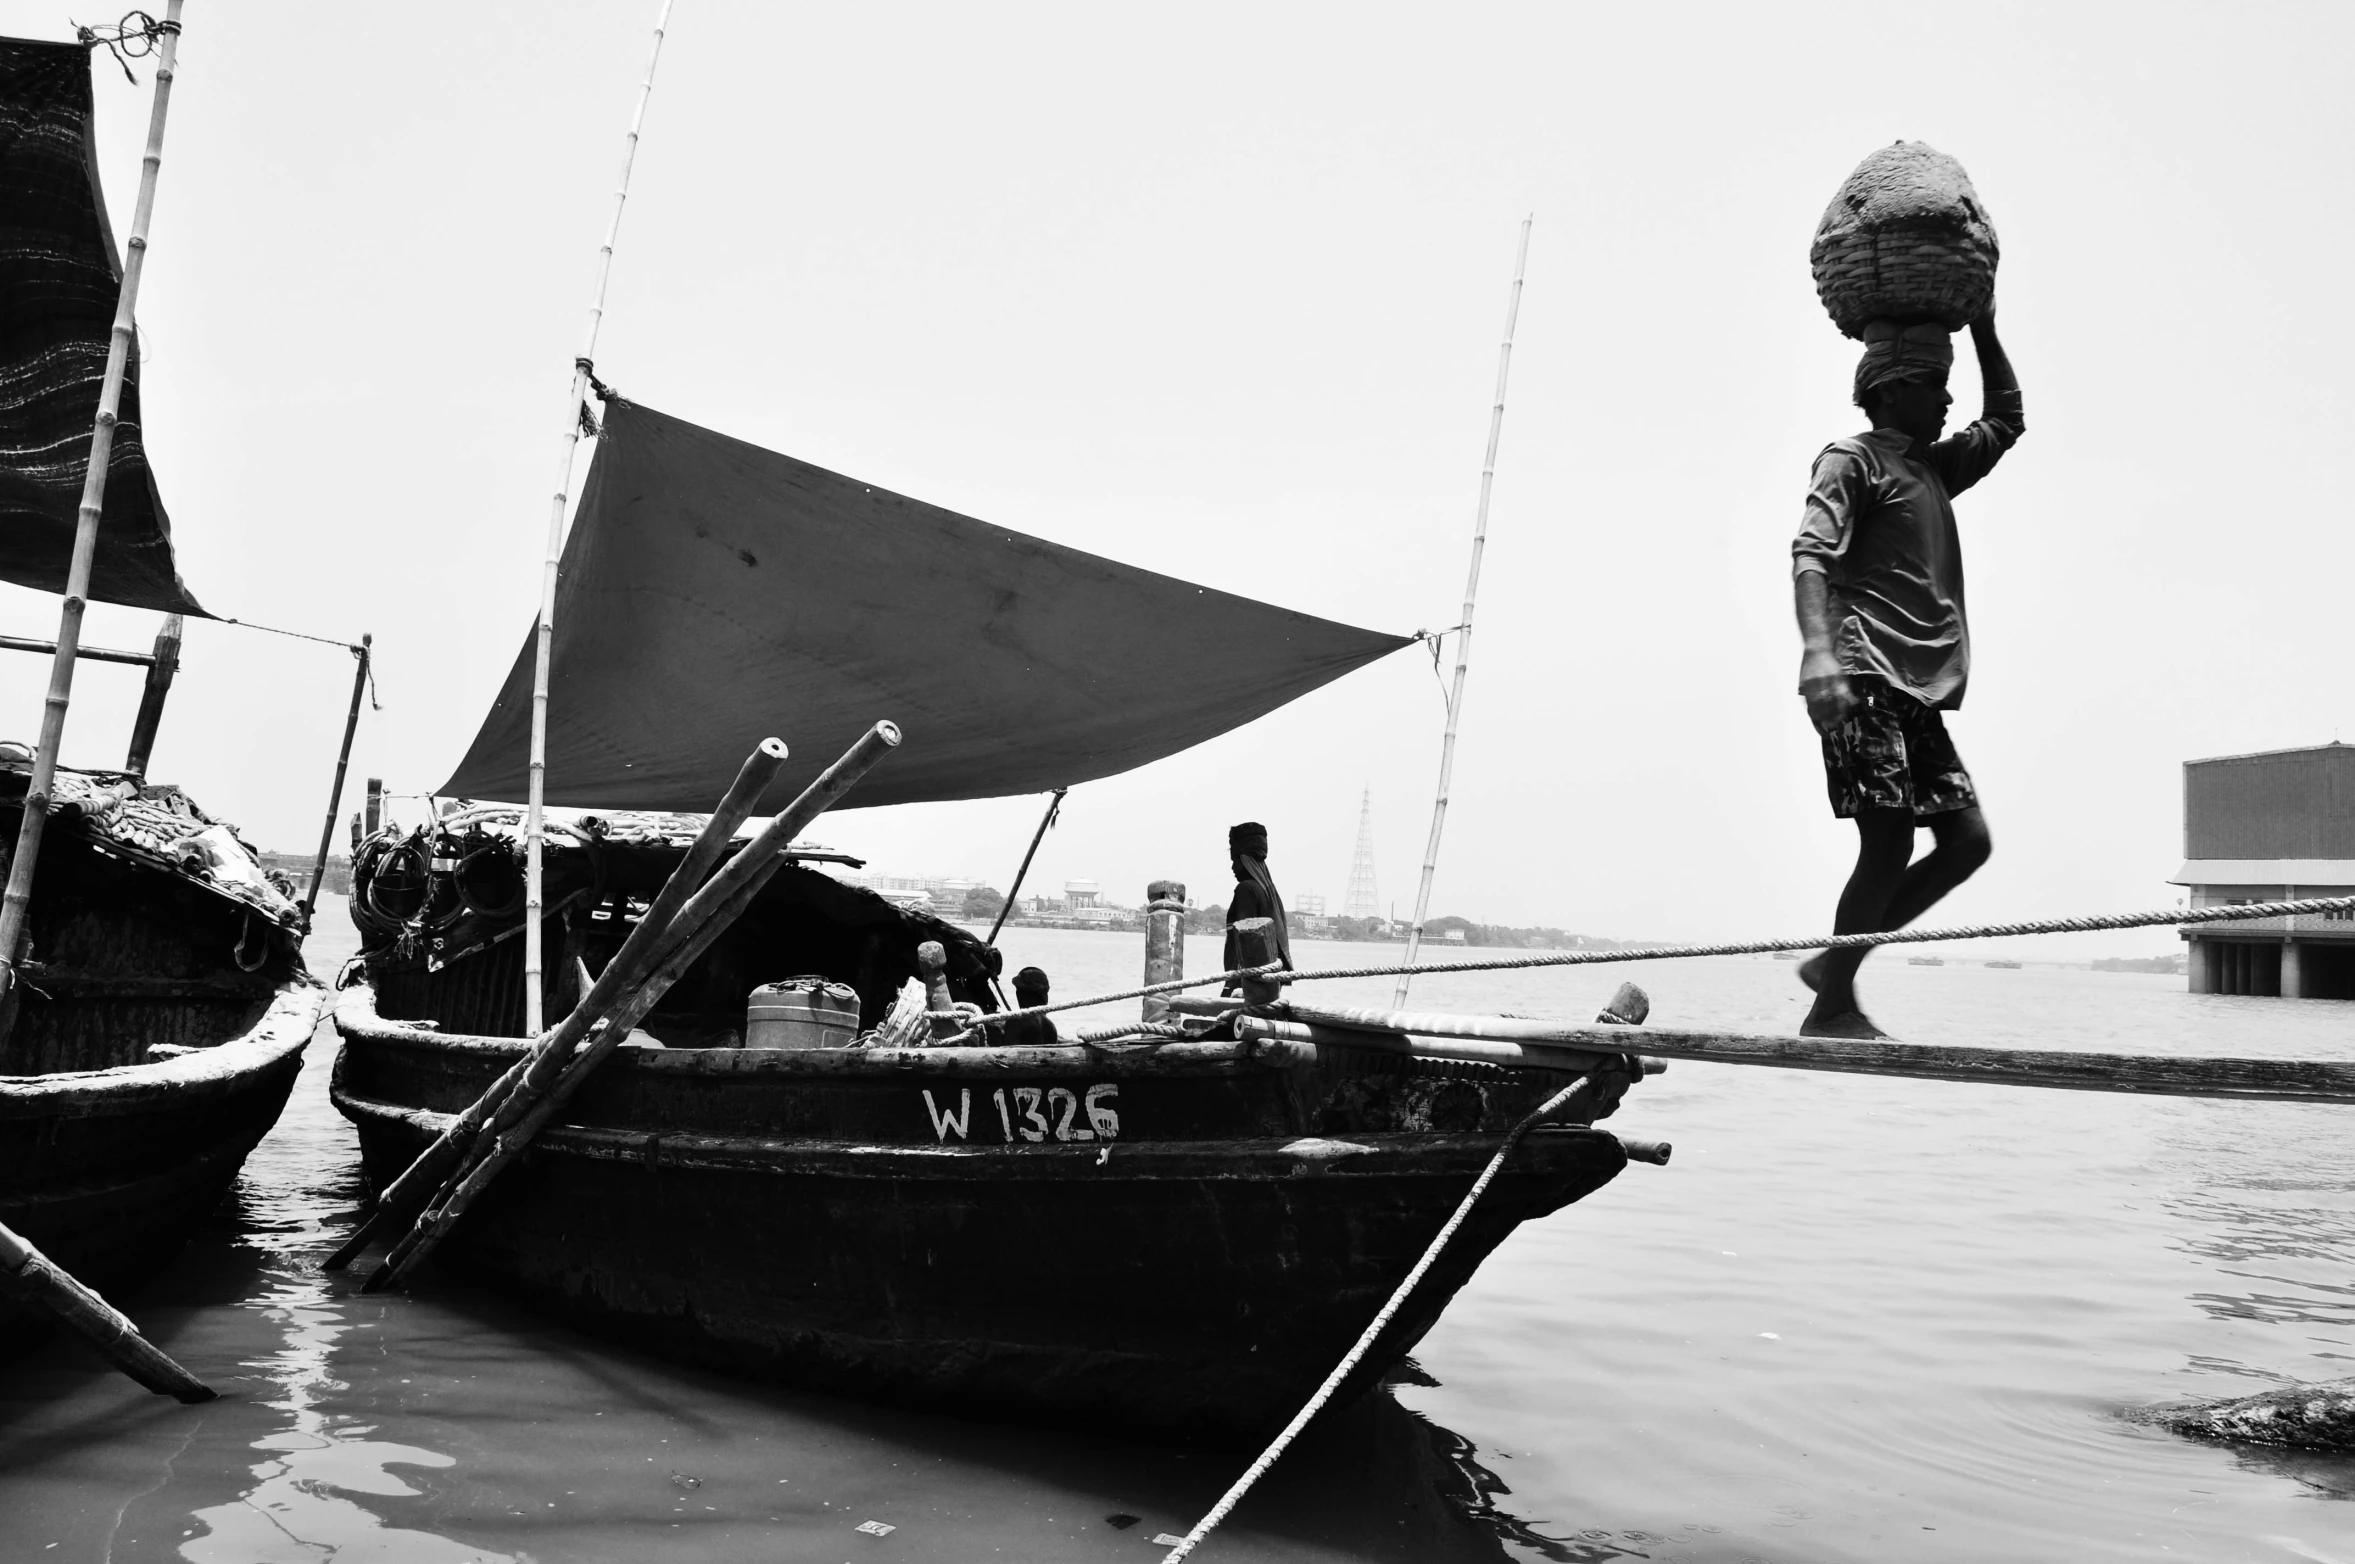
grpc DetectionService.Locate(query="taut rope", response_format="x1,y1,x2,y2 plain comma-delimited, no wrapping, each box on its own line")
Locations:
934,893,2350,1042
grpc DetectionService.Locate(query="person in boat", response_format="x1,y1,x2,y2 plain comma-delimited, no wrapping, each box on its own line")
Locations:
997,965,1060,1047
1790,306,2022,1039
1221,821,1293,993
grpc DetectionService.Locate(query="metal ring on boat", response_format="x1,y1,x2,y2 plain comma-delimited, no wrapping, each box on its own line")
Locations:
232,911,269,972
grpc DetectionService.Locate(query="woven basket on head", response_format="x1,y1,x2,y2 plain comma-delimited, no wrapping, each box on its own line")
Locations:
1811,142,1998,340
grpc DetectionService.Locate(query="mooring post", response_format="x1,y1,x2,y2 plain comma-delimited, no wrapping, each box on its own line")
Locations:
1231,916,1284,1006
363,777,383,835
1142,879,1186,1022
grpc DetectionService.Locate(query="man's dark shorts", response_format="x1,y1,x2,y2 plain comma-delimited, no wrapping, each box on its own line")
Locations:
1818,676,1978,819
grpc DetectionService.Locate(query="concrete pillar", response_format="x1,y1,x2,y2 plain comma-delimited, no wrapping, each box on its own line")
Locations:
2188,939,2212,993
1141,879,1186,1022
2282,941,2308,999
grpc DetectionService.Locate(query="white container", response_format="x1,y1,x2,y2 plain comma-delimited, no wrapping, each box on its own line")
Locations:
744,977,861,1050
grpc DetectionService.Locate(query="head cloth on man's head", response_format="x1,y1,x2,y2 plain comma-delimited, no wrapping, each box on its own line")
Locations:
1229,821,1269,858
1854,319,1955,400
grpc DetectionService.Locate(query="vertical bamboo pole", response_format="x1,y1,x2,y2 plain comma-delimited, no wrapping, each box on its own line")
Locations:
1395,217,1530,1006
0,4,184,1006
121,614,181,778
524,0,675,1035
304,635,371,921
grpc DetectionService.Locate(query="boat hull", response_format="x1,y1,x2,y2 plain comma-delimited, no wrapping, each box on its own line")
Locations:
0,981,319,1333
333,986,1630,1439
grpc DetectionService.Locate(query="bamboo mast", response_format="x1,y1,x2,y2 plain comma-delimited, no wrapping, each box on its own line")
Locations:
0,4,184,1006
303,634,371,921
1394,218,1530,1006
523,0,675,1035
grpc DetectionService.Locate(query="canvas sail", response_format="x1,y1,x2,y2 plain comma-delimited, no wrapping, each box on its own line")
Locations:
0,36,204,617
440,400,1409,811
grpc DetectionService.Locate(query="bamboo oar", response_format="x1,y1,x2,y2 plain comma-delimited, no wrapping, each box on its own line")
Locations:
366,721,902,1291
1264,1000,2355,1103
0,1,185,1015
0,1218,212,1402
322,737,788,1271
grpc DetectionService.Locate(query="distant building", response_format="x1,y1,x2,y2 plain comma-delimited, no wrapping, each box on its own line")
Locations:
2171,743,2355,998
1064,879,1100,908
1295,894,1326,917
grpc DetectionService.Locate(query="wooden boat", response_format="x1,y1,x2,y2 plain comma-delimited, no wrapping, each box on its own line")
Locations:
0,763,321,1337
0,33,340,1351
1907,955,1945,967
330,864,1629,1436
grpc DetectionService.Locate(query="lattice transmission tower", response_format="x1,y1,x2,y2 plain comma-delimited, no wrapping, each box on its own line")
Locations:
1343,787,1381,920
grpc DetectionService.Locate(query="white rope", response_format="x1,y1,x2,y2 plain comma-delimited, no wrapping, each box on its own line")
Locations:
1159,1074,1587,1560
934,893,2350,1042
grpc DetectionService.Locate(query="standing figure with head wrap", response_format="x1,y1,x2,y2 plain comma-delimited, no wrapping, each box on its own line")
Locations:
1222,821,1292,995
1789,305,2023,1039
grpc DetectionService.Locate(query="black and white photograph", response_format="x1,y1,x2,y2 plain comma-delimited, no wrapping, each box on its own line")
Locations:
1,4,2351,1560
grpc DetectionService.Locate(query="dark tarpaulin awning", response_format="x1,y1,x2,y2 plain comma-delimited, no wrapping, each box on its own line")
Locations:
0,36,204,617
440,401,1409,812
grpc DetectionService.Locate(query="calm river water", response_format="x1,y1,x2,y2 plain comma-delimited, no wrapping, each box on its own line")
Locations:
6,901,2354,1562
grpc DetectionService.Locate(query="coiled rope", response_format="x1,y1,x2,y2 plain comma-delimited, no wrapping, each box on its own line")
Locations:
1157,1074,1591,1561
935,893,2353,1042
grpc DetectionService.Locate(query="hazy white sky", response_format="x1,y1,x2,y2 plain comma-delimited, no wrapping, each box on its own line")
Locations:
2,1,2347,958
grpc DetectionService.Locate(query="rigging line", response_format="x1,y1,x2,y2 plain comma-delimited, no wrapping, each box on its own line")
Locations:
211,617,380,709
926,893,2355,1038
1160,1074,1588,1562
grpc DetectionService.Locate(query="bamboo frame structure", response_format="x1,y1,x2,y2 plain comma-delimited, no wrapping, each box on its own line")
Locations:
1396,218,1531,1006
524,0,676,1036
304,634,371,921
120,615,182,778
0,2,185,1008
0,1216,211,1402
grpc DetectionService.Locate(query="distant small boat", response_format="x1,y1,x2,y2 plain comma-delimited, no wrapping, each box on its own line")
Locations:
1986,959,2021,969
1773,951,1799,961
1907,956,1945,967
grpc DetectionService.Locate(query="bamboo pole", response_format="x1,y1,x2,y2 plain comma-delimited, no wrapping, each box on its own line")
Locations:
1396,217,1531,1007
986,786,1065,945
303,634,370,922
368,722,900,1290
0,1217,211,1402
324,735,787,1272
120,614,181,778
524,0,676,1037
1263,1000,2355,1103
0,5,184,1009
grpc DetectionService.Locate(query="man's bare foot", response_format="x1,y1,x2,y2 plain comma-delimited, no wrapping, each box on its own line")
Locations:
1796,952,1827,993
1799,1003,1890,1040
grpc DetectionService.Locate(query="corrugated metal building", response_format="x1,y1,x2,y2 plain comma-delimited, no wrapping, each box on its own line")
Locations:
2171,743,2355,997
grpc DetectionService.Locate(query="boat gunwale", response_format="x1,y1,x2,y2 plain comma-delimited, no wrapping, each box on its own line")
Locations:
329,1073,1627,1182
334,981,1293,1081
0,978,321,1110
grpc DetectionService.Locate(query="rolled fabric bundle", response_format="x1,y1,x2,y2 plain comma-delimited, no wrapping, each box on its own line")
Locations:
1854,319,1955,399
1812,141,1998,339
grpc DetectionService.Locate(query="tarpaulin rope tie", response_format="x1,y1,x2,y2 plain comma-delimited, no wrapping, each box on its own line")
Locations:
929,893,2355,1042
76,10,175,80
1158,1073,1592,1561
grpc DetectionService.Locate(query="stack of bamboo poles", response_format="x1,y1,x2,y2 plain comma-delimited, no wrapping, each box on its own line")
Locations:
329,722,900,1290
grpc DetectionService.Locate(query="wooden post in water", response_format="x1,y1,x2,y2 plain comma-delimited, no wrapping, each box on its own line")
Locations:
1231,917,1284,1005
121,615,181,779
523,0,676,1037
0,2,185,1010
1396,217,1532,1007
1142,879,1185,1022
0,1217,211,1402
304,634,370,922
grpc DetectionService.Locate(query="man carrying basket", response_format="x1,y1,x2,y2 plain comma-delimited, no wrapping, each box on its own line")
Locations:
1791,309,2022,1038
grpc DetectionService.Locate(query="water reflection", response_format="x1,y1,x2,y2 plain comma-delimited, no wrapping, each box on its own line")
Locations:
177,1075,514,1563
